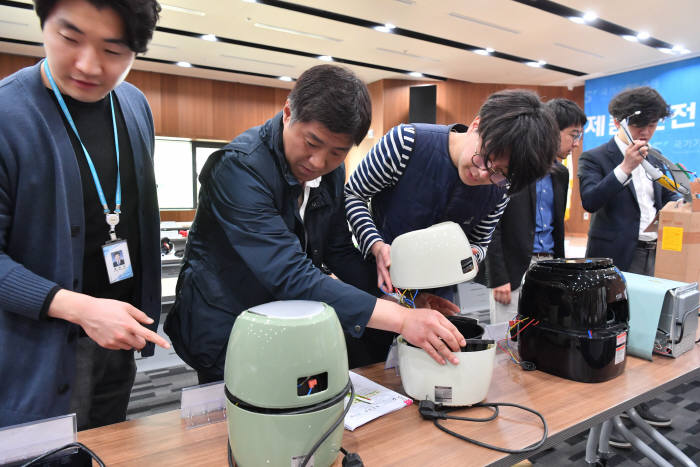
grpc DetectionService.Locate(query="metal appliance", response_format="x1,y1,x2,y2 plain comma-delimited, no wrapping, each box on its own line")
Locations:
224,301,349,467
517,258,630,383
654,282,699,357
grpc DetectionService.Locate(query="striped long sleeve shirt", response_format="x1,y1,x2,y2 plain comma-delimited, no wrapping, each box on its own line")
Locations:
345,124,509,263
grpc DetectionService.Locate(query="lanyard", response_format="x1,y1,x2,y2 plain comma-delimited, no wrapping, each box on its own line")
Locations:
42,59,122,240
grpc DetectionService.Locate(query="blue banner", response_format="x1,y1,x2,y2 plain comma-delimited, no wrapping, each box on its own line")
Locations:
583,56,700,175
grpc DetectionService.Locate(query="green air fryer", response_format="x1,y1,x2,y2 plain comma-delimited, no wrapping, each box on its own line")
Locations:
224,301,350,467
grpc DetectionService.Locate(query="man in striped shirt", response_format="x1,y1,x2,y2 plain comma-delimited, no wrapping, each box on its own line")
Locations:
346,89,560,297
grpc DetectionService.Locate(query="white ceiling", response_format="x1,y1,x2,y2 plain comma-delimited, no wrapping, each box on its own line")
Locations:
1,0,698,90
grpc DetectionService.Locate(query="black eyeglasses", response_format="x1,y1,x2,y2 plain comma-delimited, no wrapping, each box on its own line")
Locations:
471,152,510,188
569,130,583,142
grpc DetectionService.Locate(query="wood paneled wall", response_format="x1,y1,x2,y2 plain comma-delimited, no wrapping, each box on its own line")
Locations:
1,52,590,234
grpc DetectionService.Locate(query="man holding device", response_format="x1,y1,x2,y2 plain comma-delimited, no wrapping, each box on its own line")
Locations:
578,86,679,431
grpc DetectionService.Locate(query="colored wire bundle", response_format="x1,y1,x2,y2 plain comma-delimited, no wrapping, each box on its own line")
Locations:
496,317,539,365
381,286,419,308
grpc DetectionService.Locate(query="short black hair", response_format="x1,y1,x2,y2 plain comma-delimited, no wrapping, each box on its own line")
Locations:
478,89,559,194
608,86,671,127
545,98,587,130
287,64,371,146
34,0,160,53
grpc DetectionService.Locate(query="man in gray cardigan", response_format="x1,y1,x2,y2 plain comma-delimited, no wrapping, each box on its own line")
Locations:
0,0,167,429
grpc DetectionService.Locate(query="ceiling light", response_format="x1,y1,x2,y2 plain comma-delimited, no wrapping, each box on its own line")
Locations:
672,44,686,53
279,76,293,82
241,0,257,3
161,4,205,16
583,11,597,22
658,47,673,54
200,34,217,42
408,72,423,78
622,35,638,42
253,22,342,42
636,31,650,40
374,23,396,33
176,61,192,67
473,49,491,56
526,60,546,68
317,55,333,61
568,16,585,24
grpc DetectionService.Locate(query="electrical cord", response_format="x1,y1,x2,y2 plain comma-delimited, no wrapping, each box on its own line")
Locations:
300,379,357,467
419,400,548,454
20,442,105,467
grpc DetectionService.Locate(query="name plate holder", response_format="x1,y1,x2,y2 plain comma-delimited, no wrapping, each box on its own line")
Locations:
180,381,226,428
0,414,77,465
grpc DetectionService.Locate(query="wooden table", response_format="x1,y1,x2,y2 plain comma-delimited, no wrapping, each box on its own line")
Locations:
79,339,700,467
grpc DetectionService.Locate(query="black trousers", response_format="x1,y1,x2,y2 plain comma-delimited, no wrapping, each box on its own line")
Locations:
69,336,136,430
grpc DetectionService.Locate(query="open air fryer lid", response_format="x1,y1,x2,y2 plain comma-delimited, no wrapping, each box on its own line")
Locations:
530,258,614,272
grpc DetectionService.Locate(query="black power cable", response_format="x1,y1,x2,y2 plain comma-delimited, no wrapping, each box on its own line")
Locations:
419,399,548,454
20,442,105,467
299,378,358,467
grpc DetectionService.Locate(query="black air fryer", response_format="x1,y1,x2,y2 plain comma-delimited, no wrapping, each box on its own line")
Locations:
517,258,629,383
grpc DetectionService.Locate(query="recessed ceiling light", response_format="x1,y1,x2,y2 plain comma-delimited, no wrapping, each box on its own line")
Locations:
374,25,394,33
318,55,333,61
161,4,205,16
568,16,585,24
658,47,673,54
279,76,293,82
672,45,691,55
583,11,597,22
473,49,490,56
636,31,650,40
200,34,217,42
408,71,423,77
253,22,342,42
526,60,546,68
176,61,192,67
622,35,638,42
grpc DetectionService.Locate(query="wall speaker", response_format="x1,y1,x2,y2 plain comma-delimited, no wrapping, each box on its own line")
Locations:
409,85,436,124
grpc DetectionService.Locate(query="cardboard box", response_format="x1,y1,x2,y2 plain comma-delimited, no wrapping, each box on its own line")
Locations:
655,180,700,284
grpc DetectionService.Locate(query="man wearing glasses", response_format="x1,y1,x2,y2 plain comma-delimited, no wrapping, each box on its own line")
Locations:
344,89,560,363
480,98,587,325
578,87,679,436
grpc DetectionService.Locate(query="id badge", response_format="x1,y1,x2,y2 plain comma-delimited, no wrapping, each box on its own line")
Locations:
102,239,134,284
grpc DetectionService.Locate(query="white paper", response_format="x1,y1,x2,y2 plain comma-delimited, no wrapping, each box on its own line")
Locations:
343,371,412,431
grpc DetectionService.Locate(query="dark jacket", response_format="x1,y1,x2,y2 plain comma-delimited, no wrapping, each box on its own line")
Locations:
164,113,378,375
578,138,679,270
480,162,568,289
0,62,160,427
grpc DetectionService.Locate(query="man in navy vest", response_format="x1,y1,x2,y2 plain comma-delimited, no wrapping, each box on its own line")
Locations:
482,98,587,325
345,89,561,363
